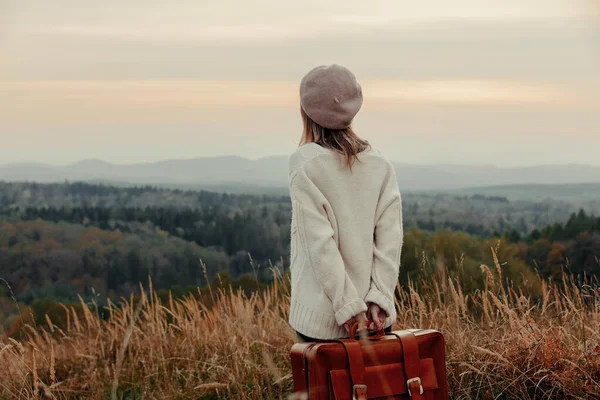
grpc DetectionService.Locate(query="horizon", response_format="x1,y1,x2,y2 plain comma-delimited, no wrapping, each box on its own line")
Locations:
2,153,600,169
1,1,599,167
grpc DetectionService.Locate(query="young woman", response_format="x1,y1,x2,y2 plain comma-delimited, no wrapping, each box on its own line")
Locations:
288,64,404,341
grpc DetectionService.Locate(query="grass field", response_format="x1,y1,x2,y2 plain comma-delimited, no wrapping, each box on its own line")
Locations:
1,253,599,399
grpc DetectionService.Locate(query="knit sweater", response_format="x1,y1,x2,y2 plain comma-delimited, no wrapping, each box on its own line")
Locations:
288,142,403,339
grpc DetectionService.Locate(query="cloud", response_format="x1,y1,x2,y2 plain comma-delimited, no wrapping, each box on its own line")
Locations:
365,80,572,105
1,79,597,129
2,11,598,82
25,23,322,43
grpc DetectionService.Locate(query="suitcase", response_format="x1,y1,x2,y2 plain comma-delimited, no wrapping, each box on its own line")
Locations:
290,325,448,400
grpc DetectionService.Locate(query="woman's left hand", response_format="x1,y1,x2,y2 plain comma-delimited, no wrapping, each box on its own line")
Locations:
343,311,368,334
367,303,387,331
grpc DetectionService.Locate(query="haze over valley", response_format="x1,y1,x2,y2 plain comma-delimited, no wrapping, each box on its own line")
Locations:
2,156,600,194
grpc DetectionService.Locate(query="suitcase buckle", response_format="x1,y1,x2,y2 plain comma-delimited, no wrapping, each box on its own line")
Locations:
352,384,367,399
407,377,424,396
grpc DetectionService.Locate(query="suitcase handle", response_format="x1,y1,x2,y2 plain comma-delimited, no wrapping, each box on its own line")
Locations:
349,317,385,340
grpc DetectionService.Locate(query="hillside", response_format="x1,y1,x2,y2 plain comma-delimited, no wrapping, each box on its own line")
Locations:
2,181,599,340
1,260,599,399
1,183,599,399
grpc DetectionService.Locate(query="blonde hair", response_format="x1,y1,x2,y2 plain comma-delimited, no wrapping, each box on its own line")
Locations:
299,107,370,171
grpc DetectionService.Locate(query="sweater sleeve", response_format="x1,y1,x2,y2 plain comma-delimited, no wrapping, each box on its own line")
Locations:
290,170,368,326
364,166,403,319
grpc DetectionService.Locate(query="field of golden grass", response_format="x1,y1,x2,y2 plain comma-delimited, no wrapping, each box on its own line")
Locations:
1,254,599,399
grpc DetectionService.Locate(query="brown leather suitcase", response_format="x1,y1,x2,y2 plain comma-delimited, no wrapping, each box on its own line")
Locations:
290,327,448,400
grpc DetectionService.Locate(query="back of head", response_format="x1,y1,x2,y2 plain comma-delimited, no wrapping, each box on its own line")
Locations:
299,64,370,170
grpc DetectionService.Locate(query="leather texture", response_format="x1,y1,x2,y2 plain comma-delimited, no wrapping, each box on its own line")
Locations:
290,329,448,400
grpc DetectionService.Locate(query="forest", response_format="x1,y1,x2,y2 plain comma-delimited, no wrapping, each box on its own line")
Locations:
3,180,597,236
1,181,599,336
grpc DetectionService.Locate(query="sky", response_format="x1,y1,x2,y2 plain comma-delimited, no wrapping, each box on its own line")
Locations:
1,0,599,166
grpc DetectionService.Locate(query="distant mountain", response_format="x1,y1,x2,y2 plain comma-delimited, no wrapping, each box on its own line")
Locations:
1,156,599,192
444,182,600,202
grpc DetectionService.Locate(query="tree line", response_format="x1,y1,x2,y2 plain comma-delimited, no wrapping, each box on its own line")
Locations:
2,181,592,236
503,209,600,279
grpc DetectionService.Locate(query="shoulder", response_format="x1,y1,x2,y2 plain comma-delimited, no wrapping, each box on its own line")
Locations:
366,148,400,196
288,142,330,175
363,146,396,177
367,145,393,165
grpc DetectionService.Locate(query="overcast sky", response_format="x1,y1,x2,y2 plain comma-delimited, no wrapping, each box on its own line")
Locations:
1,0,599,166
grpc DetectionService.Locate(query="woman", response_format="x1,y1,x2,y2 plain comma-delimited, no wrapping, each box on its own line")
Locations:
288,64,403,341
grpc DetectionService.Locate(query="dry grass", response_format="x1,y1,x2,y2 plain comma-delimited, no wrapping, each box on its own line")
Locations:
1,252,600,399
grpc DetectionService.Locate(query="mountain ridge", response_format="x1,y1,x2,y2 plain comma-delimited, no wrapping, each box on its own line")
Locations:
2,155,599,191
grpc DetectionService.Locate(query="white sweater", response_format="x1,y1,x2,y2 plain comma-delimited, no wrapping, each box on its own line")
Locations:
288,142,403,339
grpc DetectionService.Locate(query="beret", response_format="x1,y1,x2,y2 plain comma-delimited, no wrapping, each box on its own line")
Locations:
299,64,363,130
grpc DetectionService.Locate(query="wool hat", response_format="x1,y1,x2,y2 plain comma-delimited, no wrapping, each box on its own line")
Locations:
299,64,363,130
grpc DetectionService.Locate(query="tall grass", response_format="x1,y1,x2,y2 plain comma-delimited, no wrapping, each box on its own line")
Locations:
1,252,599,399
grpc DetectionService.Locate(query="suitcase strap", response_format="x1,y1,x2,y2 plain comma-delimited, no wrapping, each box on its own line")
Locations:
333,330,424,400
391,331,424,400
331,339,367,400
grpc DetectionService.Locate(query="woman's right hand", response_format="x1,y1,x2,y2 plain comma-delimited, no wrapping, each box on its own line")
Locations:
367,302,387,332
343,311,368,334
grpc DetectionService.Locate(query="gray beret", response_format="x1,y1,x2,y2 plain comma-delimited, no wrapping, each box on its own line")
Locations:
299,64,363,130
